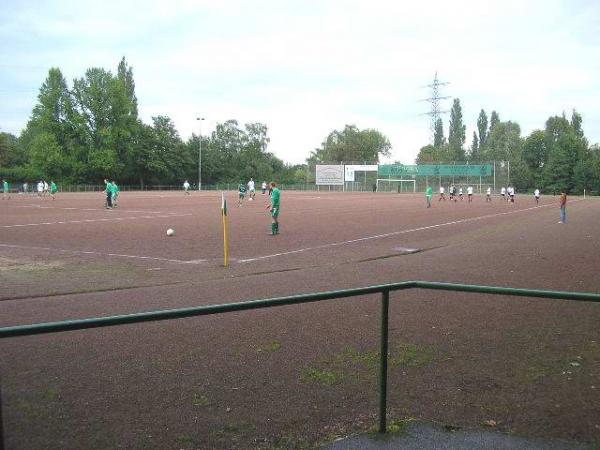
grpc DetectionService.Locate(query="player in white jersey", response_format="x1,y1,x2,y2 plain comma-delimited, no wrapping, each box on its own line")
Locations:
183,180,190,195
534,188,540,205
486,186,492,202
439,186,446,201
247,178,256,200
467,186,473,202
458,187,464,201
501,187,506,200
37,181,44,197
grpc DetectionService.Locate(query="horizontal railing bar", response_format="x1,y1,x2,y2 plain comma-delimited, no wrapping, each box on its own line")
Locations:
1,281,599,339
412,281,600,302
0,282,417,339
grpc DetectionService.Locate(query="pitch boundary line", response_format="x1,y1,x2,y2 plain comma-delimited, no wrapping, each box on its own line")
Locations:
0,243,206,264
238,200,583,263
1,213,193,228
9,204,184,214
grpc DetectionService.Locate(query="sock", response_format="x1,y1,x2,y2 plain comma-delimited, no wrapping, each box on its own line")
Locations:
275,223,279,234
271,223,276,235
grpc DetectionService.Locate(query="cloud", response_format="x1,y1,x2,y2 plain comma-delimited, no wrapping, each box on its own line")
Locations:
1,0,599,165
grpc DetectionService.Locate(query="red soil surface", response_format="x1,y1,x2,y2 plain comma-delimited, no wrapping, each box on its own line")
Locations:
1,191,599,449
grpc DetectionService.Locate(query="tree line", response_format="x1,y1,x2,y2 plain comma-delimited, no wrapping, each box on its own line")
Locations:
416,99,600,194
1,59,598,193
0,58,393,188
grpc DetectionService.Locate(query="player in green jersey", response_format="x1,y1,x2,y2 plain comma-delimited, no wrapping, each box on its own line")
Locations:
425,185,433,208
238,183,246,206
50,181,58,200
2,179,10,200
111,181,120,207
266,181,280,235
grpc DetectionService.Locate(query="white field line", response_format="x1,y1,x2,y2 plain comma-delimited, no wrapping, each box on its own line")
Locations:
238,200,583,263
1,213,192,228
10,204,180,214
0,243,205,264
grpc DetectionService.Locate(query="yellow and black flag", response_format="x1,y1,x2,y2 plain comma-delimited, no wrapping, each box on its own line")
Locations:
221,192,230,267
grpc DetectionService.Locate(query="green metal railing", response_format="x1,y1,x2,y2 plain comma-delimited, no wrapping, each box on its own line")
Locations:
1,280,599,448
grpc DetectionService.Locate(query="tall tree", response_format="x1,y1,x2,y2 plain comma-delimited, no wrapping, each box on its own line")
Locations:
433,118,445,148
489,110,500,132
476,109,488,150
484,121,522,162
469,131,480,162
310,125,391,163
448,98,466,161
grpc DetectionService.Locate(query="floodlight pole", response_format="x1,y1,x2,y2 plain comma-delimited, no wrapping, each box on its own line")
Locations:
197,117,205,191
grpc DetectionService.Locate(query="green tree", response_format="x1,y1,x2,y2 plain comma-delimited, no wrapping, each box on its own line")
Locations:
477,109,488,150
489,110,500,132
469,131,480,162
448,98,466,161
310,125,391,163
484,121,522,162
434,118,445,147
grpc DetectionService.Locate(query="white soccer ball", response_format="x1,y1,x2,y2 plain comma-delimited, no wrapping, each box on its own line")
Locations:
166,228,175,237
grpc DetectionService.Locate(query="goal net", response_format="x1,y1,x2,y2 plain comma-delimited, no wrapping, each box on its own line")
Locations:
376,178,416,193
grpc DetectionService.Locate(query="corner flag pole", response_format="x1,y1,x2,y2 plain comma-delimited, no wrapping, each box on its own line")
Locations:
221,192,230,267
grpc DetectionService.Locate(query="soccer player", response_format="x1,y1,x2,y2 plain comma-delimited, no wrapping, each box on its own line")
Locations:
266,182,280,235
439,185,446,201
467,185,473,202
104,179,113,209
238,182,246,206
501,186,506,200
43,180,49,197
425,185,433,208
486,186,492,202
534,188,540,205
111,181,120,207
247,178,256,200
37,180,44,197
458,187,464,201
559,191,567,224
183,180,191,195
261,181,267,194
449,185,455,201
509,186,515,203
49,180,58,200
2,178,10,200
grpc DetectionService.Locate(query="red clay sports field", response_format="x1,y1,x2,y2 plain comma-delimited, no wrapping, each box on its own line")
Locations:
1,190,599,449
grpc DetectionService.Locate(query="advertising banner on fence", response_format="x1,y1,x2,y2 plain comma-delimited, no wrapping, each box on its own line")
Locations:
344,164,378,182
378,164,493,177
316,165,344,185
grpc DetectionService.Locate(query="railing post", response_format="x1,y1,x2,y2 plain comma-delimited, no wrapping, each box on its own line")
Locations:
0,375,5,450
378,290,390,433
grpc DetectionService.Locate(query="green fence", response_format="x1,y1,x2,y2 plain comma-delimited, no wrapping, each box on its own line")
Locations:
1,280,599,447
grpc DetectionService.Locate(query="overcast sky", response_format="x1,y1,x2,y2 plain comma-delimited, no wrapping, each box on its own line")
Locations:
1,0,599,165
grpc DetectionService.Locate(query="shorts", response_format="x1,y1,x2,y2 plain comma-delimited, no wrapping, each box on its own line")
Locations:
239,193,245,199
271,207,279,218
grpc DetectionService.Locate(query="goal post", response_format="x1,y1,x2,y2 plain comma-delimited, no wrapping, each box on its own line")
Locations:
376,178,416,193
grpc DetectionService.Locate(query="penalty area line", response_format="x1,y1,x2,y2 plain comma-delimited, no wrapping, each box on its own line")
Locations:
0,243,206,265
238,201,581,263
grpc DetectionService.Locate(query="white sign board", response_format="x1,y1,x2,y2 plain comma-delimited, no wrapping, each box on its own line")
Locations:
316,165,344,185
344,164,378,182
344,166,355,182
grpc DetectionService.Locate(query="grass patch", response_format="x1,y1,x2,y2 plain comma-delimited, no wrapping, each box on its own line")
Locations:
266,434,314,450
257,340,282,353
368,417,414,441
176,434,195,446
302,367,340,386
302,343,436,387
192,392,210,407
43,386,60,402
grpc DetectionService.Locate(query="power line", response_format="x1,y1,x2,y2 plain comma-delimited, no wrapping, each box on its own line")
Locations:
419,71,450,144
